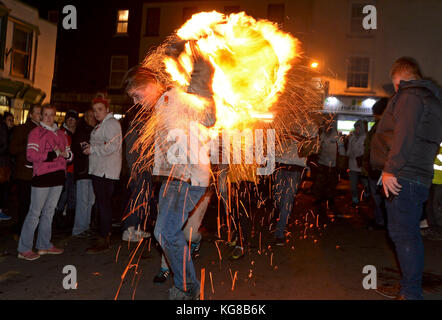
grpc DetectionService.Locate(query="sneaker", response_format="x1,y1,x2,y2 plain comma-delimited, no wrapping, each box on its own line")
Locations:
134,229,151,238
168,286,200,300
37,246,64,255
274,237,285,246
72,230,93,239
18,251,40,261
420,219,429,229
190,241,201,258
368,222,385,231
153,268,170,283
0,211,12,221
86,236,111,254
122,227,150,242
374,284,401,299
231,246,245,260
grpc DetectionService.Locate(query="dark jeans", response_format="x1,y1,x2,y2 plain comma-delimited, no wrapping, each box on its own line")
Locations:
385,178,429,300
312,164,338,203
0,180,10,210
349,170,370,203
56,172,76,211
92,175,116,237
231,181,257,247
368,175,386,226
274,169,302,238
123,171,155,231
14,179,32,234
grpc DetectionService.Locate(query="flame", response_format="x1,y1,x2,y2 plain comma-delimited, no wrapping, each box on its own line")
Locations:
165,11,300,130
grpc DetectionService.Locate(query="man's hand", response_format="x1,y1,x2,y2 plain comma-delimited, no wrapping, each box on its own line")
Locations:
382,171,402,198
82,144,91,155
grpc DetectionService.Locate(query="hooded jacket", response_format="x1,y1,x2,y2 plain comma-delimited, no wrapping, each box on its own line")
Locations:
88,112,122,180
370,79,442,186
27,122,72,187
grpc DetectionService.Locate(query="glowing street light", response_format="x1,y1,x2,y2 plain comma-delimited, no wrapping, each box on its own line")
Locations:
310,62,319,69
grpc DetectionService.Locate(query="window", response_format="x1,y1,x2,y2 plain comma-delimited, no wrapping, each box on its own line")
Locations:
349,2,374,34
116,10,129,34
347,57,370,88
109,56,128,88
267,4,285,27
145,7,160,36
183,7,198,23
11,24,33,78
224,6,240,15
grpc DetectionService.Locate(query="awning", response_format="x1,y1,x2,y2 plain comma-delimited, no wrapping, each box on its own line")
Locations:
0,77,45,104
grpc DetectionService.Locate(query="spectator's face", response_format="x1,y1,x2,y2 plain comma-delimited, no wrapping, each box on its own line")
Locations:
85,110,97,127
31,107,41,123
129,81,163,107
354,125,363,136
5,115,14,128
66,117,77,130
85,110,96,126
42,108,55,126
92,103,109,122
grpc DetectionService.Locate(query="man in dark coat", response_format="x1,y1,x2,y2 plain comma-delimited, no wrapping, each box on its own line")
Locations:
371,57,442,300
9,104,41,231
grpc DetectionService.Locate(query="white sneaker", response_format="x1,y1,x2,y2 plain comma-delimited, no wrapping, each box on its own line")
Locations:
420,219,429,229
134,229,151,238
122,227,150,242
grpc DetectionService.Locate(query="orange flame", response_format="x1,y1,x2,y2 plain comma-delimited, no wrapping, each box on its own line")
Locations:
165,11,300,130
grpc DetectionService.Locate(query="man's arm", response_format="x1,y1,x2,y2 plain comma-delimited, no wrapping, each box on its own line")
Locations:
384,92,423,175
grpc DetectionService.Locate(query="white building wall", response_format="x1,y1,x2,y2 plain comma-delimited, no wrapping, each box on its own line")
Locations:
1,0,57,103
33,18,57,104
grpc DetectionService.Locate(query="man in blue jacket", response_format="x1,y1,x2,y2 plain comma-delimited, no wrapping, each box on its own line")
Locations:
371,57,442,300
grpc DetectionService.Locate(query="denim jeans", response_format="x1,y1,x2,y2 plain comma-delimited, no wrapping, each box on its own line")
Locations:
349,170,369,203
160,189,212,271
18,185,63,252
56,172,76,211
368,175,386,226
385,178,429,300
154,180,206,295
72,179,95,235
123,171,154,231
92,175,116,237
274,169,302,239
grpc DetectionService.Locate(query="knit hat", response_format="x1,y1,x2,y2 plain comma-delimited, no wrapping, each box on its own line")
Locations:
372,98,389,116
65,109,78,120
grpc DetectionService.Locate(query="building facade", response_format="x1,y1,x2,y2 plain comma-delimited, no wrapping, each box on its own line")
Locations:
138,0,442,129
0,0,57,124
44,0,143,118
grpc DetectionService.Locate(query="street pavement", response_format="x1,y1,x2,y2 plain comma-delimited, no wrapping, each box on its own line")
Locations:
1,180,441,300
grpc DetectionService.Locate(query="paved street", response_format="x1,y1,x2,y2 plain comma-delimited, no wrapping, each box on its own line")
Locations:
1,180,441,300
